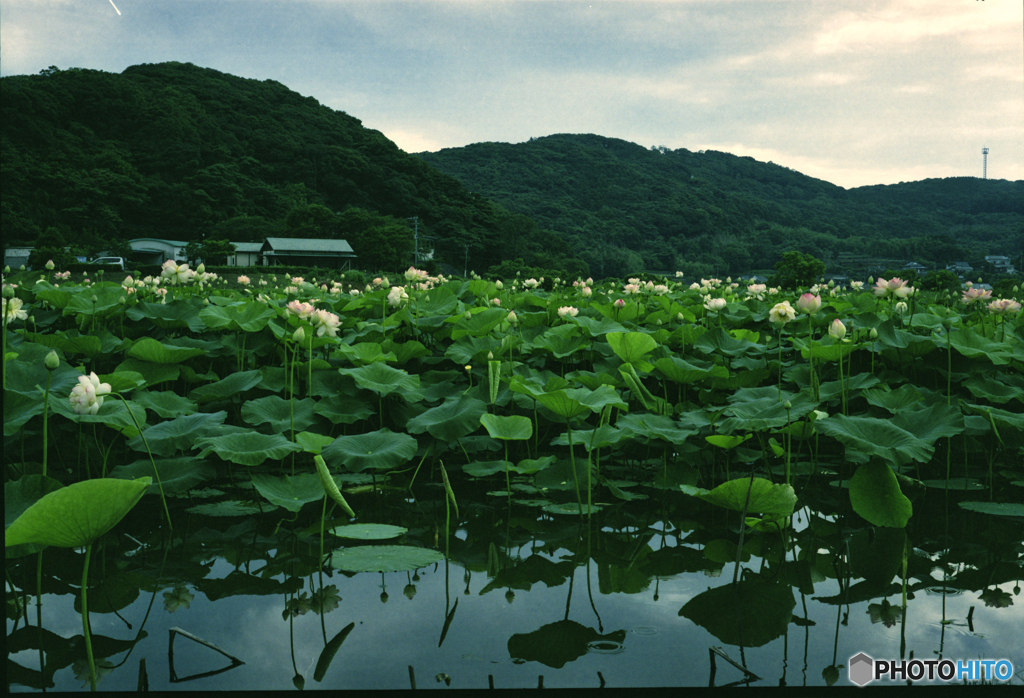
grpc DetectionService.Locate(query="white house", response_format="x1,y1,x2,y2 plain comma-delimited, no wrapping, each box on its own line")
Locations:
227,242,264,267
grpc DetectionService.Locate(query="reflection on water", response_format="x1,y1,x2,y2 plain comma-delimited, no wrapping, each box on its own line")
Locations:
6,476,1023,691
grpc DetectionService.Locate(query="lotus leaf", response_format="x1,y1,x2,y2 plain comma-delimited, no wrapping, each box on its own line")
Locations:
330,545,444,573
849,462,913,528
194,431,302,466
321,428,418,472
330,524,407,539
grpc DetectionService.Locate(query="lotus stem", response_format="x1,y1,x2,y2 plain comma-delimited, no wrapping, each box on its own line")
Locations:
113,394,172,532
82,543,97,691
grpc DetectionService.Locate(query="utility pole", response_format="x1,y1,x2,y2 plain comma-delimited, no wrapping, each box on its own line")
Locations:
408,216,419,265
464,245,469,277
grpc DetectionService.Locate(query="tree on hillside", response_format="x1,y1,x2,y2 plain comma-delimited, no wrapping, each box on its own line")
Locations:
185,239,236,265
769,251,825,289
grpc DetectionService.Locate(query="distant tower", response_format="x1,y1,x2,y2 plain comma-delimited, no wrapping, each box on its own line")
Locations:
982,147,989,179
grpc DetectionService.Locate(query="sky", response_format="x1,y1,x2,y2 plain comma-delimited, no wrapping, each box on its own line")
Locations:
1,0,1021,189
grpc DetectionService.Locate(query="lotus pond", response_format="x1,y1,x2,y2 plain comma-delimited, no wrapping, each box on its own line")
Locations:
4,268,1023,691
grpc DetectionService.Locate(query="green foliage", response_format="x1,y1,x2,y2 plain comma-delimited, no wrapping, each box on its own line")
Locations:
920,269,962,295
0,62,579,274
769,251,826,289
185,238,236,265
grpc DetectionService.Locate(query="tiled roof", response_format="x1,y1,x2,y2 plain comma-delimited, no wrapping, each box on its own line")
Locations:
261,238,356,255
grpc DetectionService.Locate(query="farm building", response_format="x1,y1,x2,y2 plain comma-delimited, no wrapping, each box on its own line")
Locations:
227,242,263,267
128,238,188,266
260,238,357,269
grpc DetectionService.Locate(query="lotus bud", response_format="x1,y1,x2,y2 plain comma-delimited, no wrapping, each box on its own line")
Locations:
380,591,389,603
677,313,684,322
119,296,126,304
783,400,792,410
381,277,391,288
487,351,493,360
3,266,9,273
464,364,472,372
495,280,503,289
28,315,35,324
203,298,210,305
465,311,472,320
868,276,874,284
505,590,515,604
869,327,878,339
3,285,14,298
44,350,60,371
45,259,55,270
293,326,305,343
614,298,625,309
404,584,417,600
91,294,98,303
20,265,25,270
196,263,205,273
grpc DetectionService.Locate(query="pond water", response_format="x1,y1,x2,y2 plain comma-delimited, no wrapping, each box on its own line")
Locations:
7,469,1022,691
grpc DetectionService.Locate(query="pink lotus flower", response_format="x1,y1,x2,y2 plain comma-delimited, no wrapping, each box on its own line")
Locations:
988,298,1021,315
405,266,428,282
796,293,822,314
614,298,626,309
312,308,341,337
962,287,992,305
237,275,251,286
286,300,316,318
491,297,501,305
704,297,727,312
557,306,579,318
873,277,910,298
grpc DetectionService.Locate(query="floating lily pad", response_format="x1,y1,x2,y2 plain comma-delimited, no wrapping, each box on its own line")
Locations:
186,500,268,517
542,502,604,515
957,502,1024,519
330,524,408,540
330,545,444,573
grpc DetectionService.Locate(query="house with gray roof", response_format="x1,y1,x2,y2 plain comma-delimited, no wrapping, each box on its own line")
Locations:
260,238,357,270
227,242,264,267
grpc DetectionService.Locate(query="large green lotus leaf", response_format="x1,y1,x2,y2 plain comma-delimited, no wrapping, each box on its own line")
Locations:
250,473,325,512
335,342,397,366
947,327,1013,365
379,339,430,366
4,475,65,557
450,306,508,340
22,330,103,358
798,339,857,362
4,340,83,396
5,477,151,548
188,370,263,403
339,363,420,399
957,501,1024,518
615,413,698,446
199,301,276,333
445,335,500,365
817,371,881,402
132,389,198,418
126,337,206,364
3,390,44,436
679,576,795,647
127,411,227,456
572,384,628,413
718,390,816,434
681,478,796,516
962,403,1024,432
330,524,407,540
508,620,625,669
126,300,206,332
313,395,375,425
330,545,444,573
114,357,180,386
97,370,146,394
849,462,912,528
108,456,215,494
890,403,965,445
864,384,924,413
533,389,590,422
606,331,657,367
62,286,125,318
241,395,318,432
296,431,335,454
573,315,628,337
480,413,532,441
48,396,148,437
813,415,933,466
550,424,629,452
463,460,509,477
692,327,762,358
964,372,1024,405
654,356,729,384
321,428,418,472
406,395,486,442
194,432,302,466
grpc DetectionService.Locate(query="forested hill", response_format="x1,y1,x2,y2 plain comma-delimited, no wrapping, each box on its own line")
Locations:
0,63,580,273
417,134,1023,278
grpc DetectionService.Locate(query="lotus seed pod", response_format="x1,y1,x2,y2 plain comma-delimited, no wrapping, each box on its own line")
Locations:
44,350,60,371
